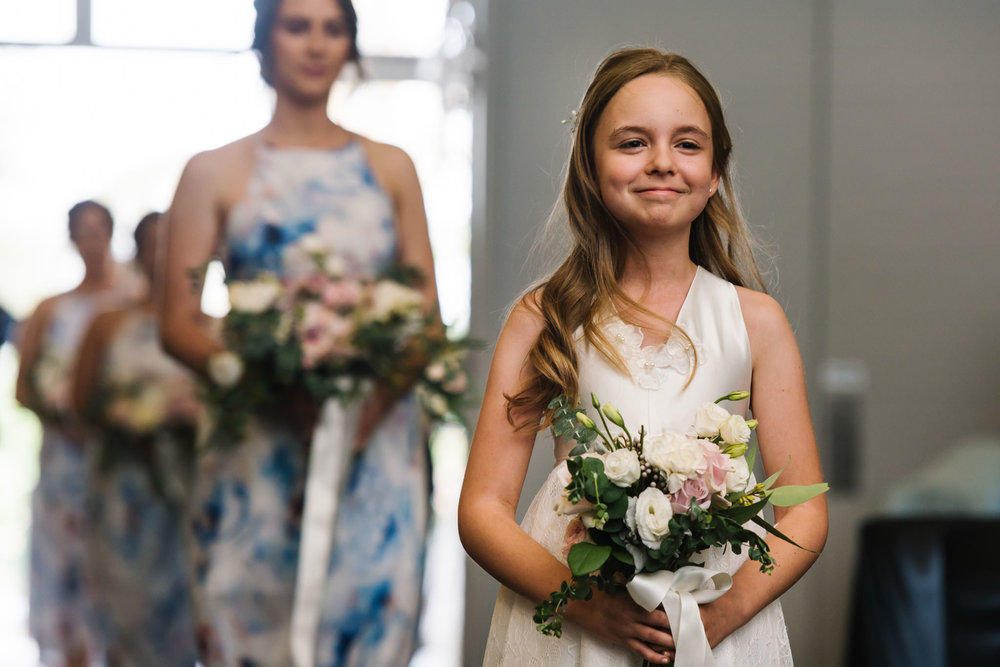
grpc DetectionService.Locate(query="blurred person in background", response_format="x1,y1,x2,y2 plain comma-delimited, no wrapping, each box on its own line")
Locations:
15,200,136,667
158,0,439,664
72,212,200,667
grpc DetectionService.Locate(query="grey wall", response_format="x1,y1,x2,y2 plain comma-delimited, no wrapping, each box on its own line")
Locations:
466,1,1000,665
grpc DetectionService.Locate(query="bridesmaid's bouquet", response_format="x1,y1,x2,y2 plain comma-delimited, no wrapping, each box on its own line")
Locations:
203,235,470,447
534,392,827,663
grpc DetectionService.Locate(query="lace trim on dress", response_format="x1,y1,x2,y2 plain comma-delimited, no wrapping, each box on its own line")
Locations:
604,317,704,391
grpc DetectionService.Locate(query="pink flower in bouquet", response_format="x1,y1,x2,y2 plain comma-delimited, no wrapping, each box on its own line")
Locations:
672,478,712,513
321,279,363,309
562,517,592,559
299,303,356,369
700,439,732,494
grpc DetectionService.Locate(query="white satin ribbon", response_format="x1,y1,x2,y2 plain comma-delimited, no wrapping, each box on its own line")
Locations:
626,566,733,667
290,399,360,667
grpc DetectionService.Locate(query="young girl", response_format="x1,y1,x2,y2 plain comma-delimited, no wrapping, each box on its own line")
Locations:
458,48,828,666
158,0,438,664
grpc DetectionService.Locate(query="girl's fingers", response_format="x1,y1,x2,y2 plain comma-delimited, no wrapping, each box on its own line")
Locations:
626,638,673,664
637,623,675,650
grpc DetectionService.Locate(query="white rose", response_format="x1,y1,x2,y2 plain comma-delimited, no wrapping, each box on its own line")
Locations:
634,487,674,550
228,280,281,313
323,253,346,277
694,402,731,437
725,456,751,494
604,448,641,487
208,351,244,388
369,280,424,321
719,414,751,445
644,432,707,493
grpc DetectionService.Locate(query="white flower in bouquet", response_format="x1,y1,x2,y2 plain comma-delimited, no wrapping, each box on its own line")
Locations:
208,351,244,388
604,448,641,487
581,510,607,530
297,232,329,256
719,414,752,445
128,385,169,432
694,401,731,437
644,432,707,493
425,361,447,382
229,279,281,313
632,487,674,550
323,252,347,278
368,280,424,322
725,455,751,494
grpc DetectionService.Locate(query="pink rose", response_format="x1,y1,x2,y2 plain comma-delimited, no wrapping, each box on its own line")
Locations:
321,279,363,309
672,478,712,513
298,304,356,368
561,517,591,559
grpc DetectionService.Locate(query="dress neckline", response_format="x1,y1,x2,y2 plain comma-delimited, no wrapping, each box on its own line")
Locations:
612,265,702,351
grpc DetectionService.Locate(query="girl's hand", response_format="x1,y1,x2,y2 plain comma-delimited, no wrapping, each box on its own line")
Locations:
566,589,676,664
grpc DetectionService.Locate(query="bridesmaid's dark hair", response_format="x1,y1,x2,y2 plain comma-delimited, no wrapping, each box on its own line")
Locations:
133,211,162,256
252,0,361,87
68,200,113,239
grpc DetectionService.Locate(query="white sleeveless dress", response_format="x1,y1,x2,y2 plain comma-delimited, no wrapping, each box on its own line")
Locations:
483,267,793,667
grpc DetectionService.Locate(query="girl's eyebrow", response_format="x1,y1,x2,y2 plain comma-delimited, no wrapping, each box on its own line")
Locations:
608,124,710,142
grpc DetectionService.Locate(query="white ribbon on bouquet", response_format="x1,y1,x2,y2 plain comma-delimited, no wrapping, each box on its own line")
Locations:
626,566,733,667
290,398,362,667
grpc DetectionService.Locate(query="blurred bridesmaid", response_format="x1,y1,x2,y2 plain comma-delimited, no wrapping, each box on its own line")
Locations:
73,212,200,667
158,0,439,664
15,200,135,667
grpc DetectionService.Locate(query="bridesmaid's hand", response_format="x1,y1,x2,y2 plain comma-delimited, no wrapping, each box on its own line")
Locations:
351,382,399,452
566,589,675,664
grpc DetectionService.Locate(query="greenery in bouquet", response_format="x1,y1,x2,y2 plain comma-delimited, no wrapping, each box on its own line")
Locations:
203,237,474,448
533,391,828,638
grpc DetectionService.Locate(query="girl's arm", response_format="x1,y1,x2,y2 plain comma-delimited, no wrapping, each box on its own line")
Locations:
459,298,676,664
14,296,57,411
156,152,229,375
701,289,829,647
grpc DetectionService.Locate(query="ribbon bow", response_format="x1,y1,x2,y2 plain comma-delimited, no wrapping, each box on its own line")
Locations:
626,566,733,667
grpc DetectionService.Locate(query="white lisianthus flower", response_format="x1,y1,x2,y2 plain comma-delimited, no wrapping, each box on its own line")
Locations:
297,232,329,255
719,414,752,445
207,351,244,388
693,402,731,438
725,456,751,494
644,432,707,493
228,280,281,313
604,448,641,487
368,280,423,322
634,487,674,550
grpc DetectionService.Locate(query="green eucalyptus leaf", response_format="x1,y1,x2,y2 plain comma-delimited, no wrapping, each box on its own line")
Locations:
612,549,635,566
567,543,612,576
568,445,587,457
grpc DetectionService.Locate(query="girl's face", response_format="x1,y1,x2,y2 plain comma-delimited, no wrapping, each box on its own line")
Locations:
270,0,353,103
70,208,112,268
592,74,718,239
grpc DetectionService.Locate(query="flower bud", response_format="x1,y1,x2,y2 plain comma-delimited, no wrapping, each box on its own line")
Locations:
602,404,625,428
722,390,750,402
575,412,597,429
723,443,748,458
745,419,758,430
591,392,601,409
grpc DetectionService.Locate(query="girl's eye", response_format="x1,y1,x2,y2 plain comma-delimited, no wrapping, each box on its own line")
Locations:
677,140,701,150
620,139,645,150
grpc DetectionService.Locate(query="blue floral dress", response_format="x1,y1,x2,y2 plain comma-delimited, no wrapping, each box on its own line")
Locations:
83,309,199,666
190,142,430,666
28,289,124,662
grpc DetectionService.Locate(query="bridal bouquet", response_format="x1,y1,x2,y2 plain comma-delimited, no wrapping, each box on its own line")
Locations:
534,392,827,662
203,235,469,447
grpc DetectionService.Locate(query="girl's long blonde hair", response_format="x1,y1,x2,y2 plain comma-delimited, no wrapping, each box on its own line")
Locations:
506,48,766,431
